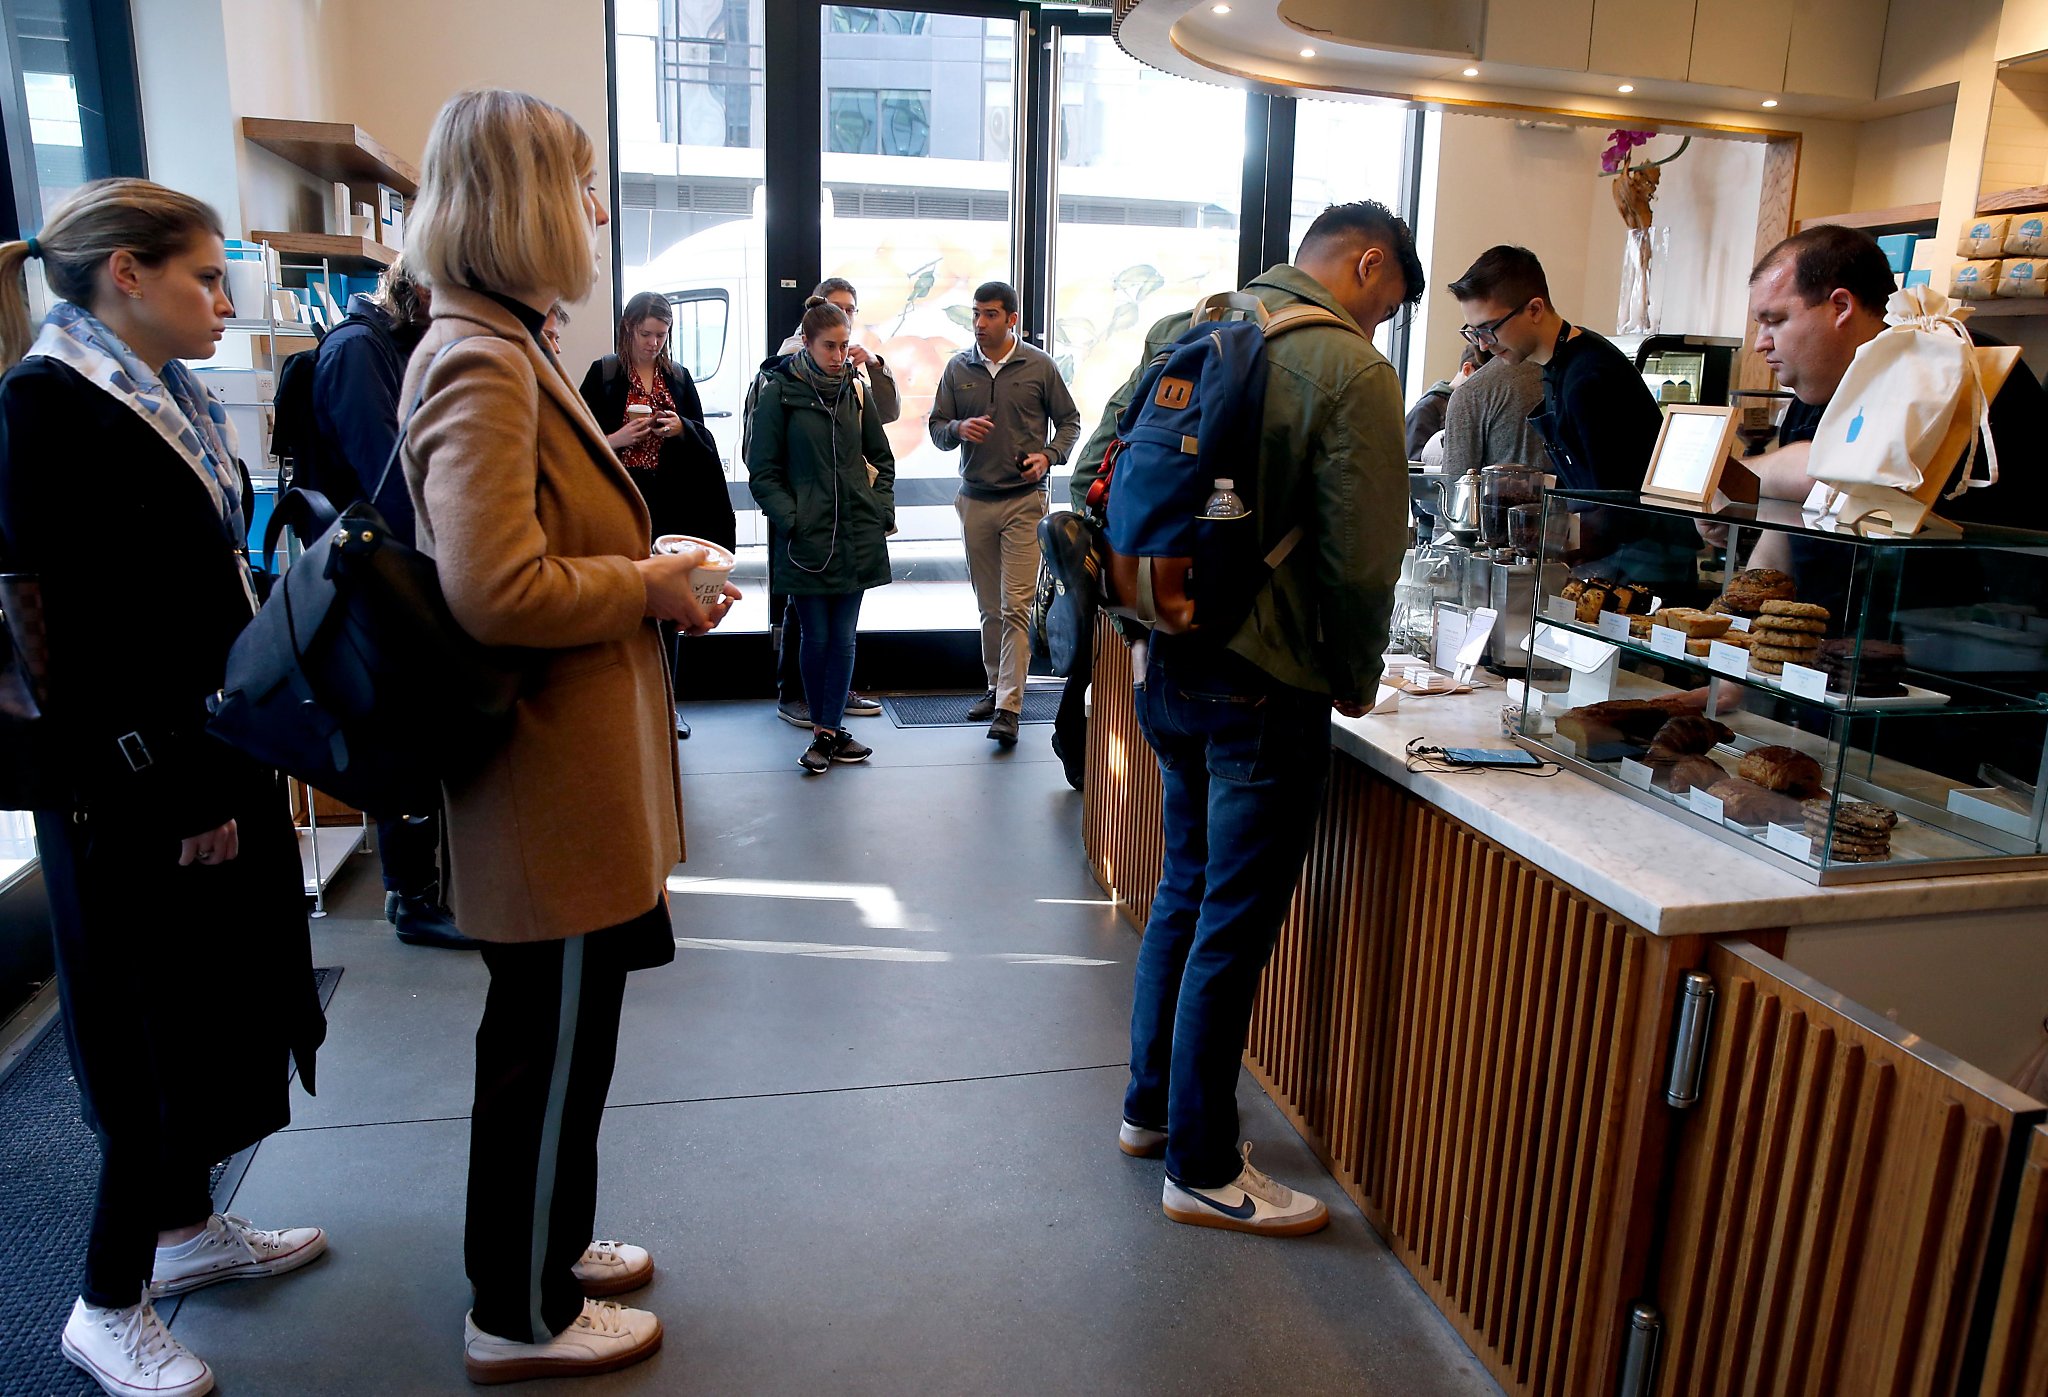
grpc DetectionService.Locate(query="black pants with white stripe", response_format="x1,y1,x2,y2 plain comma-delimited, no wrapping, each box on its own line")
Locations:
464,914,661,1343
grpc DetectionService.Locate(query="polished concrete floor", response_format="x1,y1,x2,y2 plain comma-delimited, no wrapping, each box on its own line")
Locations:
166,699,1504,1396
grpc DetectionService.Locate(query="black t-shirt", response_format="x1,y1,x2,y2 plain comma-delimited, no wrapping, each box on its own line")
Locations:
1533,327,1665,492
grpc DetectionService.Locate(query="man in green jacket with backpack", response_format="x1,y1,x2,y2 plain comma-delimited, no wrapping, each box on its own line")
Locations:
1106,201,1420,1238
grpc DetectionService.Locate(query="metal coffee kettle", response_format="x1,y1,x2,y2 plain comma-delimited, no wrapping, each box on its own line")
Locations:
1432,468,1483,538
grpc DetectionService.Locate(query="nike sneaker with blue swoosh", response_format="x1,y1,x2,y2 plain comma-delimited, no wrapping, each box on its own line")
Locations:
1161,1143,1329,1237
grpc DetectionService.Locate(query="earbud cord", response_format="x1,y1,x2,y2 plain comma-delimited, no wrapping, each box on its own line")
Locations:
785,367,847,576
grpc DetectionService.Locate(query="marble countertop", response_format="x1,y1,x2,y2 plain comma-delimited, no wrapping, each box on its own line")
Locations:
1332,683,2048,937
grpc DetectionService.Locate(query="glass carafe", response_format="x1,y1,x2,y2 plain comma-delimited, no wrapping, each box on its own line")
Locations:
1479,462,1547,548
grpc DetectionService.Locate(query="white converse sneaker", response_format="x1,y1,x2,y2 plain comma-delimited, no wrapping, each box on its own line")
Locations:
573,1240,654,1297
151,1212,327,1297
61,1296,214,1397
464,1299,663,1384
1161,1143,1329,1237
1118,1119,1166,1158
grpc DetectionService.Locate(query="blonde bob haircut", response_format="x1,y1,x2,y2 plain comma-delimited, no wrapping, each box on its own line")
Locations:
408,88,598,303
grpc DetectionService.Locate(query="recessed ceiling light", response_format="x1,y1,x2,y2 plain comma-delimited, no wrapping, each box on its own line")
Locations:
1761,98,1779,108
1300,47,1317,58
1211,3,1230,12
1617,83,1635,94
1462,66,1479,77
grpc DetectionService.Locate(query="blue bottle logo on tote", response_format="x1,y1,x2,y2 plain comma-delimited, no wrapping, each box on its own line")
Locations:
1971,222,1994,240
2014,262,2037,282
1958,264,1980,283
1846,409,1865,444
2025,219,2045,238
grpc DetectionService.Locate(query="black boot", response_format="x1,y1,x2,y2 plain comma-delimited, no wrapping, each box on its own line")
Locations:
386,885,478,949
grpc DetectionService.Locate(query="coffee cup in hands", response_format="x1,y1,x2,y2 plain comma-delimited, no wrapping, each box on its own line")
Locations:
636,551,716,631
653,534,736,610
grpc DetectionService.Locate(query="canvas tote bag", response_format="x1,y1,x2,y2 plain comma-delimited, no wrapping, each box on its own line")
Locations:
1809,285,1999,503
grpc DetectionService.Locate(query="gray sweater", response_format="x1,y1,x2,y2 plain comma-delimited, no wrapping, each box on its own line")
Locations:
1440,356,1553,477
928,338,1083,499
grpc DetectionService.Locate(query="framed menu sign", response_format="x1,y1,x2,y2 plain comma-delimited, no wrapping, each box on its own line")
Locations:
1642,404,1740,506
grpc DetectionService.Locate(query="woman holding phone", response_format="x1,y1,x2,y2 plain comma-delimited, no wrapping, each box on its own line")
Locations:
578,290,734,552
747,296,896,774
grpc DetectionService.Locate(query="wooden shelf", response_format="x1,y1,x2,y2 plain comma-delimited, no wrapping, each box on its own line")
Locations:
241,118,418,195
248,231,398,272
1797,201,1940,233
1958,298,2048,316
1978,185,2048,216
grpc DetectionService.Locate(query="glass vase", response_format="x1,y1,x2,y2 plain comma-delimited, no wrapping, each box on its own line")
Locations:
1617,225,1669,335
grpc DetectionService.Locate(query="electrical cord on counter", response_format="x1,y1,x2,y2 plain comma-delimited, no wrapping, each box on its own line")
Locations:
1404,736,1565,779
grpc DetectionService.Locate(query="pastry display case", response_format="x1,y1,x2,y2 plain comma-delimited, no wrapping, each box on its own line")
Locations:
1515,490,2048,884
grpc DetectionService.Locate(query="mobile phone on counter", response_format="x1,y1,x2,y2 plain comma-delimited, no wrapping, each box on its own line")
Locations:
1439,747,1544,768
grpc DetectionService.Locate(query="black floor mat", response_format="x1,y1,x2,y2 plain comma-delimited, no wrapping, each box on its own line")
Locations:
0,967,341,1396
885,689,1062,728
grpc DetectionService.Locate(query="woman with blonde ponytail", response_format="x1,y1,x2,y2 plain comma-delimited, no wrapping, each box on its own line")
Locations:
0,178,326,1397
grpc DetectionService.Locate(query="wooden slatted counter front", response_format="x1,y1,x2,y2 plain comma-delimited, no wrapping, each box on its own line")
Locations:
1080,621,2047,1397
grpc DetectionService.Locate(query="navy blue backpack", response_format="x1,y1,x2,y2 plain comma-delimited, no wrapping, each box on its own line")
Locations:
1093,292,1354,635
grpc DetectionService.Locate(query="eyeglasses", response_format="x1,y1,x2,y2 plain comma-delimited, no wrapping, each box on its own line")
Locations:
1459,300,1531,348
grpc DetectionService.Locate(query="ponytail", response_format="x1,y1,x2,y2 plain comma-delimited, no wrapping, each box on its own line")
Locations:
0,239,38,371
0,177,223,374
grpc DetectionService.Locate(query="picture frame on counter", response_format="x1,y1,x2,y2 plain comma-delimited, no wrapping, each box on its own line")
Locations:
1641,403,1741,506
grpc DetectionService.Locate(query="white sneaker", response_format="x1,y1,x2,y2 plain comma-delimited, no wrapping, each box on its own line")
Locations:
573,1240,654,1297
61,1297,214,1397
464,1299,663,1384
1161,1143,1330,1237
1118,1119,1166,1158
151,1212,327,1297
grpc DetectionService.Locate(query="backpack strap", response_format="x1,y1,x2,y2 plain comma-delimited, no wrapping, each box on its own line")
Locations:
600,353,623,388
1262,305,1362,340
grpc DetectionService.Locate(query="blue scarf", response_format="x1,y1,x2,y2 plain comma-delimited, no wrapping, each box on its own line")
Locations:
28,302,255,611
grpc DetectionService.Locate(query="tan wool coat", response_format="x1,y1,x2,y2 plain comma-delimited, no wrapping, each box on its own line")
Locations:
400,286,685,943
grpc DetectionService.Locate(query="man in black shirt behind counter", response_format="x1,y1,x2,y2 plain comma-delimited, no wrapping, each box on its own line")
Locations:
1449,244,1663,490
1449,244,1698,594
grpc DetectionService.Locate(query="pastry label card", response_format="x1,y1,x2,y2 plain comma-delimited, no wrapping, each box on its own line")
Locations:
1707,641,1751,679
1780,663,1829,703
1650,625,1689,659
1726,615,1752,633
1689,786,1727,822
1619,757,1654,791
1596,610,1632,643
1546,595,1575,623
1766,823,1815,861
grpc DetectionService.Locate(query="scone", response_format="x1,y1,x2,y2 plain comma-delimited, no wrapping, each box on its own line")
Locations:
1736,745,1826,797
1652,607,1734,640
1706,778,1805,826
1656,754,1725,793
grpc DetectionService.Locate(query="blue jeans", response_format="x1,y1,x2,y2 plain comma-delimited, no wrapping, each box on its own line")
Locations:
1125,634,1331,1188
794,592,863,731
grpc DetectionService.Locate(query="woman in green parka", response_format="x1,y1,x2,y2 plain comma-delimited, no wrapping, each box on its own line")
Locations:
747,297,896,773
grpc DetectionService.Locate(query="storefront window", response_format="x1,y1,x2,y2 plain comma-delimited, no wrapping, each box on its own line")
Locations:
820,5,1016,630
1289,99,1414,362
1053,35,1242,448
0,0,141,228
615,0,768,625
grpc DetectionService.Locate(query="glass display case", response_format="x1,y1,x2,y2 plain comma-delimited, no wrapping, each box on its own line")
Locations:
1514,490,2048,884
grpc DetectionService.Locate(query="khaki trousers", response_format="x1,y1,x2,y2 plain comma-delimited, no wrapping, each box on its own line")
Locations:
955,489,1047,713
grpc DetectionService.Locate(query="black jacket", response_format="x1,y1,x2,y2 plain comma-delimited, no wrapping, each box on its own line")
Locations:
578,354,736,550
0,354,323,1162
